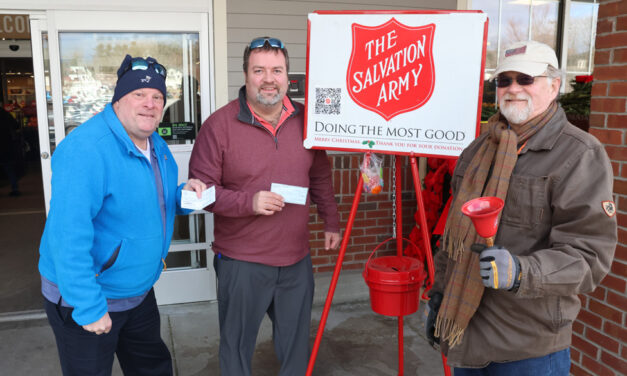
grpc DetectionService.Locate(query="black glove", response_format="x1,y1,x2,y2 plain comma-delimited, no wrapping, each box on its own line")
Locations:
425,292,442,346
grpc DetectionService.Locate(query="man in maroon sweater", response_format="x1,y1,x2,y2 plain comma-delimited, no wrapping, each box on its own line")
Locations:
189,37,340,376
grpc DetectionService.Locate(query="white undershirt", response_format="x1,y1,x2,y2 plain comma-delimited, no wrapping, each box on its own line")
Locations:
136,139,151,160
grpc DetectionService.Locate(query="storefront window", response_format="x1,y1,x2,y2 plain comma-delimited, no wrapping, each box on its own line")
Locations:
500,0,531,53
472,0,500,70
472,0,599,118
567,1,598,90
58,32,200,144
531,0,559,50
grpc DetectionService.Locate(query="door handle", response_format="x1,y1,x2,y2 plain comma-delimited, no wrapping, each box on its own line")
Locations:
41,152,50,159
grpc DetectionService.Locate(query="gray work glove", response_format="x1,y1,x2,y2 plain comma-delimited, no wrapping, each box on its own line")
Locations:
477,245,521,290
425,292,442,346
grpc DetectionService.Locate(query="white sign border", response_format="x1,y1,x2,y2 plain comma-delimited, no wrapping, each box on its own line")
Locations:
304,10,489,158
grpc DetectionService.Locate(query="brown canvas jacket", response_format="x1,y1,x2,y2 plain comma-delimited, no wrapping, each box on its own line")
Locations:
433,107,617,367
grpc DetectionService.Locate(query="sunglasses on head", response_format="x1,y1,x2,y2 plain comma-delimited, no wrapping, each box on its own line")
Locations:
249,37,285,50
495,73,546,88
121,57,167,79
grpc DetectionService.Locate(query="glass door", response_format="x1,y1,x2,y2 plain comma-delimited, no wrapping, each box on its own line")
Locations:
34,10,216,304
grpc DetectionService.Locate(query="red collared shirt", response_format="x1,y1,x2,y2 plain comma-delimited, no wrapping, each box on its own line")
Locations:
246,96,294,136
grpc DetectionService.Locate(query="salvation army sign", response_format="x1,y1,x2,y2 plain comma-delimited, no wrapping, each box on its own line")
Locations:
347,18,435,121
304,11,488,157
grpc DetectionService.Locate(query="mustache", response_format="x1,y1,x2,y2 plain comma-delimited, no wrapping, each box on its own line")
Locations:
501,93,531,102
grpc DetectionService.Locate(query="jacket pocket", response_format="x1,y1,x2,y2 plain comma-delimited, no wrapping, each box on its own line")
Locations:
501,175,548,229
96,235,163,293
545,295,562,332
99,244,121,274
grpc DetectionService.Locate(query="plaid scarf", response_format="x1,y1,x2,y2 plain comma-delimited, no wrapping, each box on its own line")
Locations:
435,101,558,348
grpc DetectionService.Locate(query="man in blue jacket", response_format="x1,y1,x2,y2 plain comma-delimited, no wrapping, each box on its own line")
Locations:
38,55,205,376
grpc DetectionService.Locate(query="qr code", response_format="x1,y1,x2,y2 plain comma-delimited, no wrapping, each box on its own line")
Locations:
315,88,341,115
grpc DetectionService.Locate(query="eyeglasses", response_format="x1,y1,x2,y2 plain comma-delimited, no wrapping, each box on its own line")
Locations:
120,57,167,79
495,73,546,88
249,37,285,50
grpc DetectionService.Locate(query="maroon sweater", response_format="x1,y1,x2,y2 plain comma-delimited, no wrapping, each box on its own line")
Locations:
189,87,340,266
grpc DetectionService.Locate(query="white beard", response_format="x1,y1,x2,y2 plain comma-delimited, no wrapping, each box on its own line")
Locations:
256,87,283,106
499,93,534,125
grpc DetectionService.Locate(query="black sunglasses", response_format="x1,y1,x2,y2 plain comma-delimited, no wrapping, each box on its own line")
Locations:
495,73,546,88
249,37,285,50
120,57,167,79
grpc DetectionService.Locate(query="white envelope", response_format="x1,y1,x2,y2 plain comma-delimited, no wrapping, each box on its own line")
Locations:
271,183,308,205
181,186,215,210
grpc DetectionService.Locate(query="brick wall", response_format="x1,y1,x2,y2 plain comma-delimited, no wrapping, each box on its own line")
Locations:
309,154,419,273
571,1,627,375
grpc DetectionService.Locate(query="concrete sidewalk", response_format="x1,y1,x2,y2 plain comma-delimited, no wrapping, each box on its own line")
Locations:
0,270,447,375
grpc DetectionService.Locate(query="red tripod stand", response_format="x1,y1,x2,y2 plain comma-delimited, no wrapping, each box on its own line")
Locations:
306,155,452,376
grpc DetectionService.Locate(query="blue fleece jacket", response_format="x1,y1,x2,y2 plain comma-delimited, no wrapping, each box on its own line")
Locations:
39,103,187,325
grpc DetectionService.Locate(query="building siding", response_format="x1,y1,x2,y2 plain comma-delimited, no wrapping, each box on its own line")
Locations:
226,0,457,99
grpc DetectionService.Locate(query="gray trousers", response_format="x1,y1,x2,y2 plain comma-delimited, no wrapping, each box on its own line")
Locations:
214,253,314,376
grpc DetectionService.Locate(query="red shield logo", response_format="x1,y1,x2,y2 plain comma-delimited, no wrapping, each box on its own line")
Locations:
347,18,435,121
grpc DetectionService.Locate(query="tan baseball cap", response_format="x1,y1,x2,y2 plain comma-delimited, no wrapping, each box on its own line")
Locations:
492,40,559,78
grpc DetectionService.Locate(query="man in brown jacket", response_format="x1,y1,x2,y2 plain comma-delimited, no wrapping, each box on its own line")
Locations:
425,40,617,375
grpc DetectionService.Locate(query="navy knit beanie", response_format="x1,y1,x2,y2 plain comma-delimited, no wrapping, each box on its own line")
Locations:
111,54,167,104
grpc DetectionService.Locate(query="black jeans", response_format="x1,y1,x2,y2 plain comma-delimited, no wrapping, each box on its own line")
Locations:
45,289,172,376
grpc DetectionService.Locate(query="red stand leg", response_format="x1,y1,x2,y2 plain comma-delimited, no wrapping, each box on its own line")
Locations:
442,353,452,376
398,315,404,376
306,175,364,376
395,156,404,376
395,156,403,256
410,157,434,284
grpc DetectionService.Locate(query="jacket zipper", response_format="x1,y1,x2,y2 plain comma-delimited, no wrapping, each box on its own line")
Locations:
250,111,297,150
